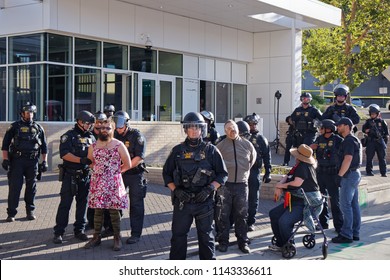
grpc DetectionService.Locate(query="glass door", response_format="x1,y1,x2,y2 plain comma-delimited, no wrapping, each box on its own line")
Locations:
137,74,175,121
103,71,131,113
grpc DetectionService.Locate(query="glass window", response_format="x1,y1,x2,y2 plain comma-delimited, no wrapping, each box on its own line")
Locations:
8,64,44,121
200,80,215,113
0,67,6,120
175,78,182,122
159,51,182,76
74,67,101,117
46,65,72,121
103,73,123,112
103,42,128,70
0,38,6,65
48,34,72,64
75,38,101,67
130,46,157,73
216,82,231,123
9,33,45,64
232,84,247,119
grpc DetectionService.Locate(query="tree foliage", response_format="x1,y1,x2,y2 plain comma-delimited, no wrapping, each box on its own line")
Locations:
303,0,390,92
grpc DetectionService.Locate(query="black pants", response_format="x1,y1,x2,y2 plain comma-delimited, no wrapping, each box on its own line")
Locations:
7,157,39,217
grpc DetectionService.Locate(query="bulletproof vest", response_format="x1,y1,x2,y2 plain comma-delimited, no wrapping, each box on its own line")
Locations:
333,104,350,119
71,133,94,158
173,142,215,193
368,119,386,139
12,121,42,152
316,135,339,167
121,128,140,158
294,108,315,132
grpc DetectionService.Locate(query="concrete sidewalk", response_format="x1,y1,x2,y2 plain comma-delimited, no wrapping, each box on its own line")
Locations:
0,166,389,260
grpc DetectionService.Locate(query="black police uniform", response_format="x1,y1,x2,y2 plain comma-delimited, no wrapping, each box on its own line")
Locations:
313,133,344,232
322,103,360,126
115,127,147,240
1,119,47,218
291,105,322,146
203,127,220,145
362,118,389,176
53,124,95,237
247,131,271,228
163,138,228,260
283,116,295,165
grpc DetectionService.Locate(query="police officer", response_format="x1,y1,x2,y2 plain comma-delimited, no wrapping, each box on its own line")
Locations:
311,119,344,232
362,104,388,177
162,112,228,259
290,92,322,146
104,104,115,118
113,110,147,244
92,111,107,138
332,117,362,243
53,110,96,244
282,115,295,166
200,110,220,145
2,102,48,222
322,84,360,127
243,113,272,232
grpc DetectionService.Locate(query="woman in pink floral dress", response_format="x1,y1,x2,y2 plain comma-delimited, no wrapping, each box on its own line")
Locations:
84,118,131,251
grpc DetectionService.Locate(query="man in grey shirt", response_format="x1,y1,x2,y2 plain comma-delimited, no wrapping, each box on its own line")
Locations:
216,120,256,254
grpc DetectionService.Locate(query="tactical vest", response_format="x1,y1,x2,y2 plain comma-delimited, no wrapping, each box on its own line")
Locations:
12,121,42,153
294,108,315,132
248,133,263,168
173,142,215,193
316,135,339,167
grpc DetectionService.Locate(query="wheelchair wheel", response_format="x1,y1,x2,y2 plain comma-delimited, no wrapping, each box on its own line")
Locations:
303,234,316,249
322,242,328,259
271,236,277,245
282,243,296,259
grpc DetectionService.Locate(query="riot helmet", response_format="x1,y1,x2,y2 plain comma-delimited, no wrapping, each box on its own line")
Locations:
76,110,95,124
300,92,312,104
320,119,336,133
368,104,380,115
113,110,130,129
200,110,215,124
103,104,115,117
244,113,260,125
21,102,37,113
182,112,207,139
94,111,107,122
333,84,350,97
236,120,250,137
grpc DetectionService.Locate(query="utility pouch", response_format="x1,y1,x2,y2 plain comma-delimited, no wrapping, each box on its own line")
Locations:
58,164,65,182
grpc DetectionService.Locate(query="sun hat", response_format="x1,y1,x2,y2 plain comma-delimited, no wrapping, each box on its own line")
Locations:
290,144,316,165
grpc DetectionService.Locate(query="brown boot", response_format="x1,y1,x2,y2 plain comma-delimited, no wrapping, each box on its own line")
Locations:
84,233,101,249
113,234,122,251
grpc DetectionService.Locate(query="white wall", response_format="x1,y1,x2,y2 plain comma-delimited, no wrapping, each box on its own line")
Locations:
247,29,302,140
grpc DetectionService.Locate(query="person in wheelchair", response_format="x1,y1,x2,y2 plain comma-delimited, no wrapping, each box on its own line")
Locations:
269,144,322,252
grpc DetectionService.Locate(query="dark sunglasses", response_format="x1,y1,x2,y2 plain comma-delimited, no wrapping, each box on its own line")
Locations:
99,127,112,131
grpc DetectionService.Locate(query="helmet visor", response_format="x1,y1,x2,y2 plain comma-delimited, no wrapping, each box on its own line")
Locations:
114,116,127,128
183,123,207,138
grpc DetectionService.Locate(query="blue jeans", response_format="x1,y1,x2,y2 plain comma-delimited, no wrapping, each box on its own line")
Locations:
339,170,361,239
269,200,304,247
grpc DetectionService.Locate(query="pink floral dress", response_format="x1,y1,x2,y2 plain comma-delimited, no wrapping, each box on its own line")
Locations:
88,142,128,209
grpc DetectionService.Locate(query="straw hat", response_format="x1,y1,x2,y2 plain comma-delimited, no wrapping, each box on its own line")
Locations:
290,144,316,165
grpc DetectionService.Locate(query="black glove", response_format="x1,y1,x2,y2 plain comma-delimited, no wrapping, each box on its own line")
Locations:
263,173,272,183
80,157,92,165
335,175,343,187
39,161,48,173
194,184,215,203
2,159,10,171
174,188,192,202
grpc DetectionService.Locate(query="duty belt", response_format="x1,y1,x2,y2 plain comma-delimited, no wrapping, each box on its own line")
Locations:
13,150,39,159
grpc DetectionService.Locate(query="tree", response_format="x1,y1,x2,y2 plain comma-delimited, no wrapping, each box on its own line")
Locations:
303,0,390,92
